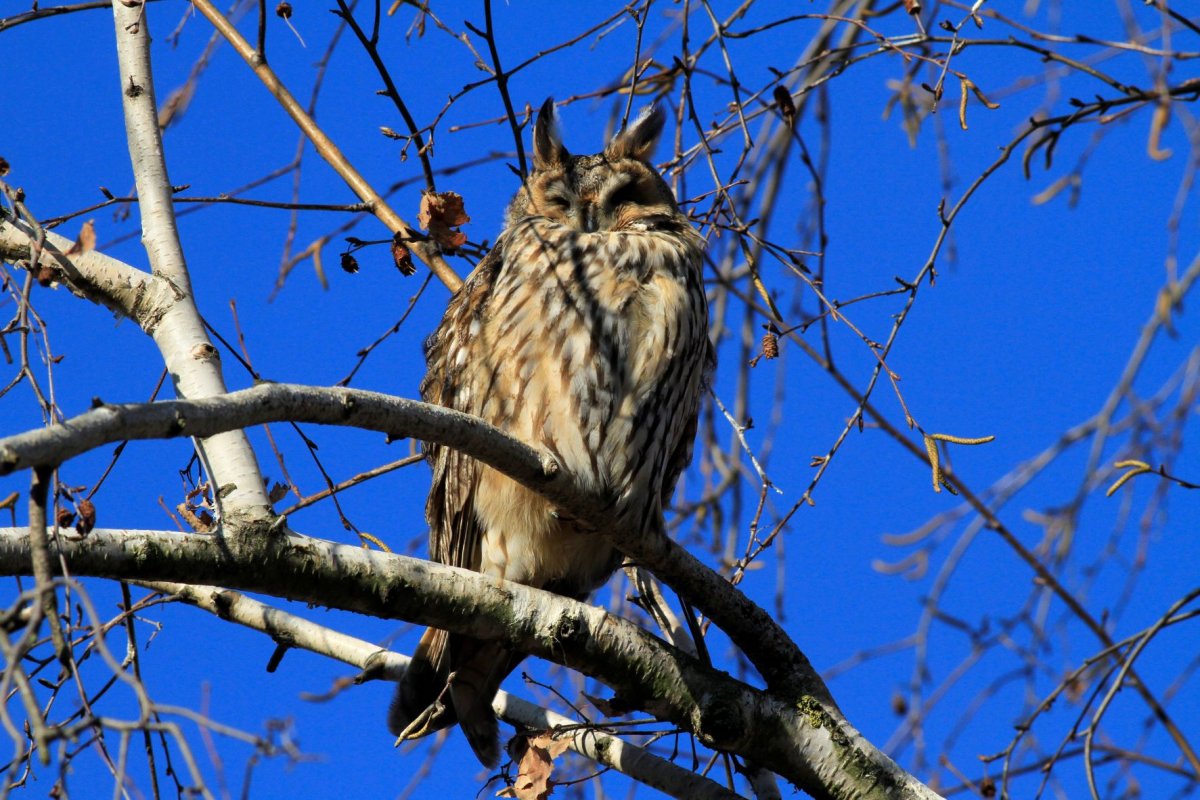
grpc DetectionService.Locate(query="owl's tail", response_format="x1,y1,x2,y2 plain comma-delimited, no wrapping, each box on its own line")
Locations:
388,627,519,768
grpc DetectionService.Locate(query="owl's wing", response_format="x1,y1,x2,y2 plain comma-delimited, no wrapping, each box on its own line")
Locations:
424,448,483,569
420,243,506,570
660,337,715,510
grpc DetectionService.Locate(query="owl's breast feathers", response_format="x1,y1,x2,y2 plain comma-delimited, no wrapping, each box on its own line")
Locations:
421,216,708,589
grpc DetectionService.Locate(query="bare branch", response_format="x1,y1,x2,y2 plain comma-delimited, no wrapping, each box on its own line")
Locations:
0,206,160,322
188,0,463,292
143,579,746,800
0,525,940,800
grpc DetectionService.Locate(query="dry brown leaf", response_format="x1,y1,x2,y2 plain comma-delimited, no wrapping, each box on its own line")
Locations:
529,732,571,760
267,482,289,504
391,234,416,275
773,85,795,123
498,732,570,800
76,499,96,535
66,220,96,257
418,191,470,251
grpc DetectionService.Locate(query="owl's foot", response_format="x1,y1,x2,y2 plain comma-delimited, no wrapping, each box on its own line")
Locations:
393,695,451,744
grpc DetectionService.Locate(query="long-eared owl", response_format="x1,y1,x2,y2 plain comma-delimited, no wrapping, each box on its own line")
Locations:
388,98,711,767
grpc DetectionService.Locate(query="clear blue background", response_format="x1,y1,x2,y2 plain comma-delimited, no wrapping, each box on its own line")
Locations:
2,2,1198,798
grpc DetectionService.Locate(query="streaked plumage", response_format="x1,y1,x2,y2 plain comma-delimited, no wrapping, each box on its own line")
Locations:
388,98,710,767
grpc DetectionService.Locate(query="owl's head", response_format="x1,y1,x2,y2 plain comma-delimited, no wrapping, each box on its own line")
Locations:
505,98,681,233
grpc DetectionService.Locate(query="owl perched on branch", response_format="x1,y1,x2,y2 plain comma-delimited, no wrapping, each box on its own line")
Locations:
388,98,711,767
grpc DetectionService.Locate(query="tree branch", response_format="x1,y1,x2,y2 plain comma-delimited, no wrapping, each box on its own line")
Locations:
141,579,745,800
0,382,826,705
188,0,462,292
0,207,163,323
110,1,271,520
0,525,939,800
0,382,944,798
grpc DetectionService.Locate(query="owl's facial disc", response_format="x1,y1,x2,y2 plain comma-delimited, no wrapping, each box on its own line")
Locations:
515,153,676,233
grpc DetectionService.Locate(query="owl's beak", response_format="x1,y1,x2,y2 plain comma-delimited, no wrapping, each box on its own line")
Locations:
580,202,599,233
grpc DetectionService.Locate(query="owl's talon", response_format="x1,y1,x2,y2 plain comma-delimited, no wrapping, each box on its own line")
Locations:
395,700,446,743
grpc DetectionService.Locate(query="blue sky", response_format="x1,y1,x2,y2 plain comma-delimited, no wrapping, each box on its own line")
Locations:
2,2,1199,798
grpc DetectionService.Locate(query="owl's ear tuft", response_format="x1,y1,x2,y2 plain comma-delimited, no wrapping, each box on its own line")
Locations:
607,105,666,162
532,97,570,170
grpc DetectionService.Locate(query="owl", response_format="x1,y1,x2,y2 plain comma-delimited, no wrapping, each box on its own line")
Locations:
388,98,711,767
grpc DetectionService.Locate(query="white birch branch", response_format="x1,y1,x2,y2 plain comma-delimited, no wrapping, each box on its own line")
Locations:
141,580,745,800
0,209,166,322
110,2,270,520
